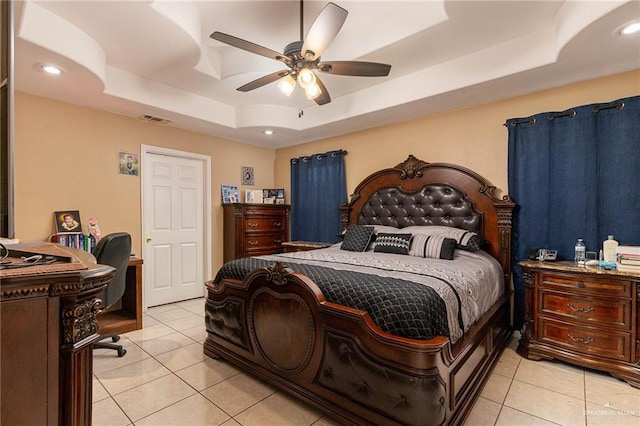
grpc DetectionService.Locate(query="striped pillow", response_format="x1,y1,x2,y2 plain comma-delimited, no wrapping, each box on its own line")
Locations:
409,234,457,260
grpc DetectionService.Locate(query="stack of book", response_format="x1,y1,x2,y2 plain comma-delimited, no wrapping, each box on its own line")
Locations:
616,245,640,273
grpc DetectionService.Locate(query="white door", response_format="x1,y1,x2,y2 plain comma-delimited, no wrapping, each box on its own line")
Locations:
142,148,209,307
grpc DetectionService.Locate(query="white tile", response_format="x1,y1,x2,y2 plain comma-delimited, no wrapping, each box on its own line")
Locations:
91,397,130,426
112,374,196,422
93,377,110,402
145,303,183,315
514,358,584,399
503,380,585,425
181,324,208,343
96,357,171,395
176,358,239,391
123,323,176,344
93,337,151,375
164,314,205,332
585,373,640,417
480,373,512,404
135,393,230,426
234,392,323,426
154,341,206,372
464,396,501,425
585,402,640,425
493,346,522,378
147,307,194,322
496,405,559,426
201,372,276,416
135,331,195,356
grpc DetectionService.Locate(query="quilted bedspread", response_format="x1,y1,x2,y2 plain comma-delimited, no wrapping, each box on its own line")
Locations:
213,245,503,343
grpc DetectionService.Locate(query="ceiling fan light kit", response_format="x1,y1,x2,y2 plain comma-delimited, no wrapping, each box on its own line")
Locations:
210,1,391,106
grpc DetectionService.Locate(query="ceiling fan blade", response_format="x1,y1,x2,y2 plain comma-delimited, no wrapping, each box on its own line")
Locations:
317,61,391,77
313,76,331,105
211,31,291,66
237,70,291,92
301,3,348,61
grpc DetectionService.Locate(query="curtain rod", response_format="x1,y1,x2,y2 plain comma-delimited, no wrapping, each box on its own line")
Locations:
291,149,347,163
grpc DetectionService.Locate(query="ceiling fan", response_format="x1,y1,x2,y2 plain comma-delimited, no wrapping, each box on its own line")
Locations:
210,1,391,106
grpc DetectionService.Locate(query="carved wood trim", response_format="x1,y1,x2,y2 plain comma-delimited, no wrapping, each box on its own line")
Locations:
61,298,101,345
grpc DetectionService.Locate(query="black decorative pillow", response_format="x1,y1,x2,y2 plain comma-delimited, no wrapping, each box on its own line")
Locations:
340,225,374,252
409,234,457,260
459,232,485,251
373,233,412,255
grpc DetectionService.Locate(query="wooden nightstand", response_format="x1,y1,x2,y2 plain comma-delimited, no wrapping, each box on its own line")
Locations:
281,241,332,253
517,260,639,388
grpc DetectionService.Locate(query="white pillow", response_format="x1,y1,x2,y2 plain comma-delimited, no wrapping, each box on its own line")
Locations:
402,225,485,251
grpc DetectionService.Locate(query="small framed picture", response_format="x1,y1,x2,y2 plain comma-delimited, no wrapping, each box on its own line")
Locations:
118,152,139,176
241,166,254,185
245,190,263,203
54,210,82,233
221,184,239,204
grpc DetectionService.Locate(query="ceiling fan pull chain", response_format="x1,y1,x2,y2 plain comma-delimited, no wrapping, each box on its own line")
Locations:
299,109,304,118
300,0,304,41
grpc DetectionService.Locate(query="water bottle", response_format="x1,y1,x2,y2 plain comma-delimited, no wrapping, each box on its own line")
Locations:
574,239,586,265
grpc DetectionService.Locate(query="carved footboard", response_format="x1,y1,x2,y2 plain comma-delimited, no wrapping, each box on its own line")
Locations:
204,262,511,426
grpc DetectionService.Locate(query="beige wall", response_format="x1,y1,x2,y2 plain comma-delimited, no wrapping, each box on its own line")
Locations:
14,93,275,272
275,70,640,201
14,70,639,273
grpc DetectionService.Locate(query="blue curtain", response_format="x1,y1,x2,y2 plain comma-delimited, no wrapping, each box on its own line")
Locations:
507,96,640,328
290,150,347,243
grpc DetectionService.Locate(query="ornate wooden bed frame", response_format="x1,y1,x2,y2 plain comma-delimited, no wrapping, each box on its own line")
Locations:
204,156,515,425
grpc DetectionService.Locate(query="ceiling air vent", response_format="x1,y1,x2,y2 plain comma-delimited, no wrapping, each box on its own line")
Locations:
138,114,173,125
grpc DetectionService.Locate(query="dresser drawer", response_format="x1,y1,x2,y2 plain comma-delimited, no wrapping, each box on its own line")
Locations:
244,234,284,253
537,317,631,361
539,290,632,329
540,273,632,298
244,217,286,233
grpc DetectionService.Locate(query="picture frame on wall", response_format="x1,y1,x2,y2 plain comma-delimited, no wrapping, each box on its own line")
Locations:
54,210,82,233
241,166,255,185
118,151,139,176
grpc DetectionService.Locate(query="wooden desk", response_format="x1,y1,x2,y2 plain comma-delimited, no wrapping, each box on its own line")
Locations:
98,257,143,335
1,243,115,426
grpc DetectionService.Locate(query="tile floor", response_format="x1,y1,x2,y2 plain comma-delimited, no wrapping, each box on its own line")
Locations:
93,298,640,425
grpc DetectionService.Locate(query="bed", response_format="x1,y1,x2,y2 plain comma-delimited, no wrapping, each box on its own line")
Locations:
204,155,515,425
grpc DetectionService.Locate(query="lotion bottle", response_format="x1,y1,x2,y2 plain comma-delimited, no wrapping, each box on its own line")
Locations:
602,235,618,263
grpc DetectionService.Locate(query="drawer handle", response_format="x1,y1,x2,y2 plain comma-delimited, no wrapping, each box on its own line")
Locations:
274,222,282,227
247,222,259,228
577,281,585,288
274,239,282,244
566,303,594,313
247,240,259,246
567,333,593,344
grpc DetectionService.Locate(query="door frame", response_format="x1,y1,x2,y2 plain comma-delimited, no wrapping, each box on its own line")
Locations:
141,144,212,310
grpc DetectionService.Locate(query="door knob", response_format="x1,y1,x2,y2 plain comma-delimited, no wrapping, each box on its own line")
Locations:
146,237,152,242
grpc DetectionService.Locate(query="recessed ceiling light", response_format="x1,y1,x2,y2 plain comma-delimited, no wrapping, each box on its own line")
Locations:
620,22,640,35
41,64,63,75
262,130,275,135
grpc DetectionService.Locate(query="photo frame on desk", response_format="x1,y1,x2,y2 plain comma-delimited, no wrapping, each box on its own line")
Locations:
54,210,82,233
221,184,239,204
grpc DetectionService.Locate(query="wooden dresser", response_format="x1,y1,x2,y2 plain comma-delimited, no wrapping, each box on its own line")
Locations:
517,260,639,388
223,203,290,261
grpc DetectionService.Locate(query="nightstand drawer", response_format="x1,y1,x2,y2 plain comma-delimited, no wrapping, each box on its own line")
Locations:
244,217,286,233
540,273,632,298
538,318,631,361
539,290,632,329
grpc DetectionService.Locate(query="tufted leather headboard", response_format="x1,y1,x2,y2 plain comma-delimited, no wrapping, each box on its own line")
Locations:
340,155,515,281
357,185,482,233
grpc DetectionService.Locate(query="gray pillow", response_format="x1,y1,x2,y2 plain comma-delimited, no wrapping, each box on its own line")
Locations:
340,225,374,252
409,234,457,260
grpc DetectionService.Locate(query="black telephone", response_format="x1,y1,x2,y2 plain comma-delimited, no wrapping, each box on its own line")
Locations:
528,248,557,261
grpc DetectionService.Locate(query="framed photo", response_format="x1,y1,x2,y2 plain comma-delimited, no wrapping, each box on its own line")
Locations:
54,210,82,233
263,197,275,204
221,184,239,204
241,166,254,185
245,190,263,204
118,151,139,176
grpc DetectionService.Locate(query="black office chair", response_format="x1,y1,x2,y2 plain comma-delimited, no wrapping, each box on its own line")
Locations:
93,232,132,357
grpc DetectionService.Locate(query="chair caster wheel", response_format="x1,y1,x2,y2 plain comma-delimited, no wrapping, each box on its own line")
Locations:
117,348,126,357
112,335,121,343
